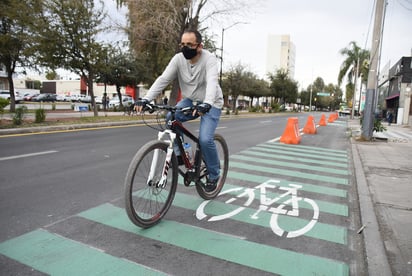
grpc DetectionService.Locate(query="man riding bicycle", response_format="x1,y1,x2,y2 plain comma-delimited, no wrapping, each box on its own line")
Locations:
138,29,224,192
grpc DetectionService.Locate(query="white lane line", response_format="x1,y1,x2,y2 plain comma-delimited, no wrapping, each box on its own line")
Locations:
0,150,58,161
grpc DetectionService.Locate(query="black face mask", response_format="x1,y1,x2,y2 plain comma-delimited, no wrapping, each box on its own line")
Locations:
181,46,198,60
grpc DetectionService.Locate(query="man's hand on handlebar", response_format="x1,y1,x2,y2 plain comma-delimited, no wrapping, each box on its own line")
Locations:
193,103,211,116
136,99,153,112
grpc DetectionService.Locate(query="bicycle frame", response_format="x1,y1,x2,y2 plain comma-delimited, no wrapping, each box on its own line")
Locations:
169,119,200,170
148,108,203,188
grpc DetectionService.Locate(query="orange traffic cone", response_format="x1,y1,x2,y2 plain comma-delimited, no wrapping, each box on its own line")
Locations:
280,117,301,144
328,114,335,123
303,115,317,134
319,114,327,126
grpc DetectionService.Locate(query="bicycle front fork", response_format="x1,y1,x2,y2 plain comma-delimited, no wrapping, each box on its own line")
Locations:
147,130,176,188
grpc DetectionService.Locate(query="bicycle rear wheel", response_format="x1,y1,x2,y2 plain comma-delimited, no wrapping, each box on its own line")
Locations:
196,134,229,200
124,140,178,228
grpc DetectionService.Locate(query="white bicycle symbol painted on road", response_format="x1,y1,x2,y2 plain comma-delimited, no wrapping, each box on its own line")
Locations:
196,179,320,238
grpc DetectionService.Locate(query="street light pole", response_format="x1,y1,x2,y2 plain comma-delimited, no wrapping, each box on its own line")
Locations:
219,22,248,87
219,27,225,87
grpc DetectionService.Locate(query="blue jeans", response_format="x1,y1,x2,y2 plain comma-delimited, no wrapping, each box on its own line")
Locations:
168,98,221,180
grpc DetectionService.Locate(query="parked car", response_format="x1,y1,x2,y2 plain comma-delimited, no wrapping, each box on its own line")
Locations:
70,94,86,102
81,95,92,103
80,95,103,104
23,93,38,101
33,93,57,102
338,108,351,116
94,96,102,104
108,95,134,108
56,94,71,102
0,90,23,103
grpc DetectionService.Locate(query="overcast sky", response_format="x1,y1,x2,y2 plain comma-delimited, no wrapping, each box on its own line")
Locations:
58,0,411,90
212,0,412,89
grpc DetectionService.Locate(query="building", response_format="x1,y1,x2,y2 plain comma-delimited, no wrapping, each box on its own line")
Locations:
14,77,142,100
378,56,412,126
0,64,10,90
266,35,296,79
1,65,146,100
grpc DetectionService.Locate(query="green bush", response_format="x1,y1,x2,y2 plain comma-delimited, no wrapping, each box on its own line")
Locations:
271,103,281,112
249,106,260,113
35,108,46,123
13,106,28,125
0,97,9,110
360,117,387,133
0,98,9,119
373,118,386,132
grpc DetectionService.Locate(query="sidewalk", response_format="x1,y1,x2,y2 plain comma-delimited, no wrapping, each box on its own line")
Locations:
349,119,412,276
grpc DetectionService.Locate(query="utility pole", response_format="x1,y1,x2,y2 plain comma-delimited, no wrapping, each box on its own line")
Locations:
361,0,386,140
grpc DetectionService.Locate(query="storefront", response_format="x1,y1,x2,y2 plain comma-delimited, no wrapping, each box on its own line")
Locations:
378,56,412,125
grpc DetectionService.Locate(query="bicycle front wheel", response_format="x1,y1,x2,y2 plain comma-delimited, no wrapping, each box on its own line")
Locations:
124,140,178,228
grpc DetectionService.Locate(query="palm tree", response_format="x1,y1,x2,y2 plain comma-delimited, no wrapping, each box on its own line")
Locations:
338,41,370,114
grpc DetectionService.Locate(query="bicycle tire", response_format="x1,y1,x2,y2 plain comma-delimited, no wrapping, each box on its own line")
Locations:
124,140,178,228
195,134,229,200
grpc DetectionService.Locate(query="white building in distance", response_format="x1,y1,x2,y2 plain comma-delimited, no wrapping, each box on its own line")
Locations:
266,35,296,79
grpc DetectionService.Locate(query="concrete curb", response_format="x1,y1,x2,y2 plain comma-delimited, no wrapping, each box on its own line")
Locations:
0,120,142,135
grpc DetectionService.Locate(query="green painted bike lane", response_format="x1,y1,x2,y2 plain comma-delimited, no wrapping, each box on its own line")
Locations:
78,203,349,276
0,142,352,275
0,228,166,276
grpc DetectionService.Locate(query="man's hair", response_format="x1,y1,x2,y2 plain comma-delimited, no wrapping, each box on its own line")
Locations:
183,29,202,43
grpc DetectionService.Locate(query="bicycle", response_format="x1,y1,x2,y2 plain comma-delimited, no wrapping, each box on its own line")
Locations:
124,103,229,228
196,179,319,238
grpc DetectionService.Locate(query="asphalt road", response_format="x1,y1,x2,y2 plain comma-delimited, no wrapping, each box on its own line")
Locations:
0,113,366,275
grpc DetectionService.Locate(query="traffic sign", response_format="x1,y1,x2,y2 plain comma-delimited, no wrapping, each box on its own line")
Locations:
317,92,330,96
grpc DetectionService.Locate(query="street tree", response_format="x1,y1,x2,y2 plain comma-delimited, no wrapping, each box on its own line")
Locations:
45,71,59,80
323,83,343,111
267,69,298,105
299,88,310,107
116,0,255,105
223,63,261,111
338,41,370,109
0,0,41,112
243,78,270,109
36,0,108,116
96,46,147,107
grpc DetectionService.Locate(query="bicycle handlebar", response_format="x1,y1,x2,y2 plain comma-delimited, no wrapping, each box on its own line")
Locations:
143,103,194,114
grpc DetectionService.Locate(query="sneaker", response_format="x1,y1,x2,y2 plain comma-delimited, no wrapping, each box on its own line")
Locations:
204,176,219,192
